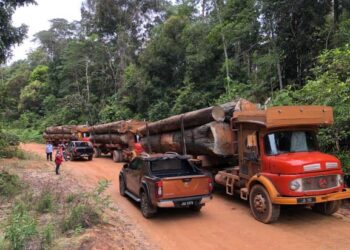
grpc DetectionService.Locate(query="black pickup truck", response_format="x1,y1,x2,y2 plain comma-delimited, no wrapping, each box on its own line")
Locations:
67,141,94,161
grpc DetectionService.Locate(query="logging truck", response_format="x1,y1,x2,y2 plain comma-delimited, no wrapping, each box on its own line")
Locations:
139,100,350,223
43,125,90,145
91,120,145,162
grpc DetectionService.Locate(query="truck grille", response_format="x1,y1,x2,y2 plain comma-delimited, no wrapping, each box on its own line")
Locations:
302,175,338,191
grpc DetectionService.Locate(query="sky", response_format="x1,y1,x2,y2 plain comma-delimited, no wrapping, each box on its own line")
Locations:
10,0,84,63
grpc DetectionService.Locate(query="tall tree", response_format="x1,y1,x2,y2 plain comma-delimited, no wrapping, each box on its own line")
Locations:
0,0,36,63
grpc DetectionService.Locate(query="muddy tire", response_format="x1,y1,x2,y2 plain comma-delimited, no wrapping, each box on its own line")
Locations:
140,191,156,218
249,184,280,224
113,150,123,162
312,200,340,215
190,204,203,212
94,148,101,158
119,176,126,196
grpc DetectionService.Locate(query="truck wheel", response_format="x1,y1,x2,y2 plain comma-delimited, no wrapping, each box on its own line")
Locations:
119,177,126,196
312,200,340,215
140,191,157,218
190,204,203,212
249,184,280,224
88,155,93,161
113,150,123,162
94,148,101,158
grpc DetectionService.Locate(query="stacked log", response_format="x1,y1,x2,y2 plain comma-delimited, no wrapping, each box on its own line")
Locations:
90,120,145,146
139,99,251,157
43,125,78,142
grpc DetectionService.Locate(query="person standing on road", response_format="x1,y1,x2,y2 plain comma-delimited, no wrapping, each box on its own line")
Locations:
46,142,53,161
55,151,63,175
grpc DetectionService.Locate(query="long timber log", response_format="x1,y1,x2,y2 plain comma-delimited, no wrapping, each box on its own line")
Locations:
140,122,233,157
90,133,134,145
91,120,146,134
138,101,238,136
45,125,77,134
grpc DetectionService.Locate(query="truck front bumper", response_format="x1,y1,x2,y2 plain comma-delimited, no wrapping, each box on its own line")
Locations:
157,195,213,208
272,188,350,205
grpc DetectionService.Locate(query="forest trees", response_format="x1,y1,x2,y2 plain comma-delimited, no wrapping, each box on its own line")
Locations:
0,0,349,133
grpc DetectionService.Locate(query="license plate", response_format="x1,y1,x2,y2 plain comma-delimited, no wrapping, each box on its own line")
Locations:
297,197,316,204
180,201,194,206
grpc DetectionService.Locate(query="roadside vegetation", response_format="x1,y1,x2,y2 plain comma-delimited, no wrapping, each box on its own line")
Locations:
0,164,113,249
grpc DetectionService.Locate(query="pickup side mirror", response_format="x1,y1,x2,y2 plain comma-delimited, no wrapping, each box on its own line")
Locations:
123,164,129,169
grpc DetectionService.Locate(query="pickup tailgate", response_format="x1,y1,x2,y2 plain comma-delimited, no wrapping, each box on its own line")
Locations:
161,175,210,199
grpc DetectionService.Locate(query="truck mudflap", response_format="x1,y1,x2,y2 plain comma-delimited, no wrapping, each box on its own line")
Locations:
157,195,213,208
248,174,350,205
272,188,350,205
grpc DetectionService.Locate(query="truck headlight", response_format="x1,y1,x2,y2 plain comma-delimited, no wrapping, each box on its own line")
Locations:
289,179,302,191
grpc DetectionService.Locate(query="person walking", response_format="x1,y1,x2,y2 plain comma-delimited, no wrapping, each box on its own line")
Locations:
46,142,53,161
55,151,63,175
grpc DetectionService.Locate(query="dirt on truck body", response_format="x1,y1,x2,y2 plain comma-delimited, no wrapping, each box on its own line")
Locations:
119,153,213,218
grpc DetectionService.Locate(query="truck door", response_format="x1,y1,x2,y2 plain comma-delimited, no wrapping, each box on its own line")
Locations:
240,127,261,178
125,159,143,195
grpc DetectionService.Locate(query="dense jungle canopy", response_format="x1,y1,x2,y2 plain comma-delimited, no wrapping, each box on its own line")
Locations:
0,0,350,168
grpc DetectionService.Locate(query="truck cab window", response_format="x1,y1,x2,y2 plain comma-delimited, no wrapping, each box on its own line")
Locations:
264,130,318,155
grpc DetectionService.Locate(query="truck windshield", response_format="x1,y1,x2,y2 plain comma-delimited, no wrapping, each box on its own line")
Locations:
264,131,318,155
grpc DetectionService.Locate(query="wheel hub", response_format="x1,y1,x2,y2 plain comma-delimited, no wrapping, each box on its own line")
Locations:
253,194,267,213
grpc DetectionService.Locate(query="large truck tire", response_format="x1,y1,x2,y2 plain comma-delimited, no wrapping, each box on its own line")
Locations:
140,191,157,218
113,150,123,162
249,184,280,224
312,200,340,215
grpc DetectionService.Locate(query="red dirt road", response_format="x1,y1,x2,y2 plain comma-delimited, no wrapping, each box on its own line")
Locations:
23,144,350,250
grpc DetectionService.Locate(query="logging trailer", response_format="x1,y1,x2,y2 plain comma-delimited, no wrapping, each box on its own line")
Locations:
139,100,350,223
214,102,350,223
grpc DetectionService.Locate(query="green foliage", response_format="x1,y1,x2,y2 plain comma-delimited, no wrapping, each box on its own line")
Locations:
0,170,21,198
62,179,112,233
41,223,54,247
0,129,20,158
273,45,350,170
4,201,37,250
36,191,55,213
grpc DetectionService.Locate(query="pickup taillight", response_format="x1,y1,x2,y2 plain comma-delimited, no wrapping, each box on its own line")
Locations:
208,177,213,193
155,181,163,199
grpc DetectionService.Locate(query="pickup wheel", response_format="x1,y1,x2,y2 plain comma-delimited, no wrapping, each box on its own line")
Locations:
312,200,340,215
140,191,157,218
249,184,280,224
190,204,203,212
88,155,93,161
119,176,126,196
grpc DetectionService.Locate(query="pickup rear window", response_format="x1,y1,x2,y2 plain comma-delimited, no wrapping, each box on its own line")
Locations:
150,159,200,177
74,142,90,147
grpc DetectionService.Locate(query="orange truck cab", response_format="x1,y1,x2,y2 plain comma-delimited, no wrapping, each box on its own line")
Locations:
215,103,350,223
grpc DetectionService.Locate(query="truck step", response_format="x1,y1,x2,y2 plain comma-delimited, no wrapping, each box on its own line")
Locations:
240,188,248,200
226,176,235,195
125,190,141,202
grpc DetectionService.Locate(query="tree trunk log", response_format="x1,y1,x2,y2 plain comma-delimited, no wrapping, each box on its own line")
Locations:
45,125,77,134
43,133,77,140
138,103,238,136
90,132,134,145
140,122,233,157
91,120,145,134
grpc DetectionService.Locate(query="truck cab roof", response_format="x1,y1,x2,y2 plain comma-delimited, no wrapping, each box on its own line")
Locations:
233,103,333,129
